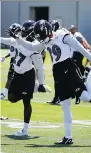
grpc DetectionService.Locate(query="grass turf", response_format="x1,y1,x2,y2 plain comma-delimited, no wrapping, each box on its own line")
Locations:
0,49,91,153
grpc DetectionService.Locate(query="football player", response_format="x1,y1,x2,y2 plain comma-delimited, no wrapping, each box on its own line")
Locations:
13,20,91,144
21,20,51,93
69,25,91,104
47,20,61,105
69,25,91,75
0,52,13,99
0,23,22,99
0,20,50,137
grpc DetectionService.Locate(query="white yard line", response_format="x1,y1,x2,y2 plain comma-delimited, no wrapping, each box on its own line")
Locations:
1,119,91,129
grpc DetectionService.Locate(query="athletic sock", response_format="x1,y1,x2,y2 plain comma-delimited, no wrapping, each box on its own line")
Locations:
61,98,72,139
2,88,8,97
23,122,29,132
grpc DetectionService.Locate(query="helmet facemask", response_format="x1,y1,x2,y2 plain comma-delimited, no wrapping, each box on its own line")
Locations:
7,23,22,37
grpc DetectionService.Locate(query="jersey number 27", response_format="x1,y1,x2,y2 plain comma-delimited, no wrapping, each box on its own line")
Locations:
14,49,26,67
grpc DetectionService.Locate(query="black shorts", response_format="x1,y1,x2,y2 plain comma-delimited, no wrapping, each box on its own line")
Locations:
72,52,84,76
8,58,14,80
8,68,35,100
53,58,86,101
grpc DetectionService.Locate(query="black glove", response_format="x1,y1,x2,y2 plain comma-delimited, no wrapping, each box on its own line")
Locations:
5,29,18,39
38,84,46,92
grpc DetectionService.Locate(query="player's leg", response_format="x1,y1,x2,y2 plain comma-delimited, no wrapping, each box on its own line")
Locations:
83,65,91,81
80,70,91,101
75,70,91,102
22,97,32,135
13,97,32,136
0,60,14,99
73,62,91,103
14,68,35,136
8,72,22,103
55,98,73,144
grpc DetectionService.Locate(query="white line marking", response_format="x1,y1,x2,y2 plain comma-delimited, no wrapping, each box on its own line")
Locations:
1,120,91,129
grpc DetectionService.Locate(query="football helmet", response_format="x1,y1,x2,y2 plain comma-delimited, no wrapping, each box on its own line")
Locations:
9,23,22,34
50,20,60,32
21,20,35,41
5,23,21,38
34,19,52,42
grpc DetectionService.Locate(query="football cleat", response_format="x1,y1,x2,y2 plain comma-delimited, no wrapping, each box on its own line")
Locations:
55,137,73,144
38,84,52,93
0,116,8,120
13,129,28,136
0,93,5,99
47,97,60,105
43,85,52,93
34,81,52,93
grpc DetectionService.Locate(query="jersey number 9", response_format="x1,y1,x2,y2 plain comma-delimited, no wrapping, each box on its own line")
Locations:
47,44,61,62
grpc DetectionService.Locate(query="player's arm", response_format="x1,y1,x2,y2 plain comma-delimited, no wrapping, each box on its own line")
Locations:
5,53,10,58
0,53,10,63
31,53,45,85
0,37,15,46
16,37,45,53
82,36,91,49
77,36,90,49
63,34,91,62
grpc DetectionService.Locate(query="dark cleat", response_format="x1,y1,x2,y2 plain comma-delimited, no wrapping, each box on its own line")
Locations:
47,98,60,105
55,137,73,144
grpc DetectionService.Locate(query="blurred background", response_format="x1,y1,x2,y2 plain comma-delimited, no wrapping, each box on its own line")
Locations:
1,0,91,46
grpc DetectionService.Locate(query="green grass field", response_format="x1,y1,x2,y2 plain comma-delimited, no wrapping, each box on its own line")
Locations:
0,49,91,153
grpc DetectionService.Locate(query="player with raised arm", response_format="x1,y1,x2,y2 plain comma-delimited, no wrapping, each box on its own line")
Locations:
12,20,91,144
21,20,51,93
0,20,50,137
0,23,22,99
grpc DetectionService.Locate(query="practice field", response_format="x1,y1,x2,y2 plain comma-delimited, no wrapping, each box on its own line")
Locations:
0,49,91,153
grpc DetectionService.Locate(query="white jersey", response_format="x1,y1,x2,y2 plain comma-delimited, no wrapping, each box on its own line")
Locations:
46,28,72,65
3,33,91,64
9,46,16,58
0,38,40,74
70,32,83,54
74,32,83,38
